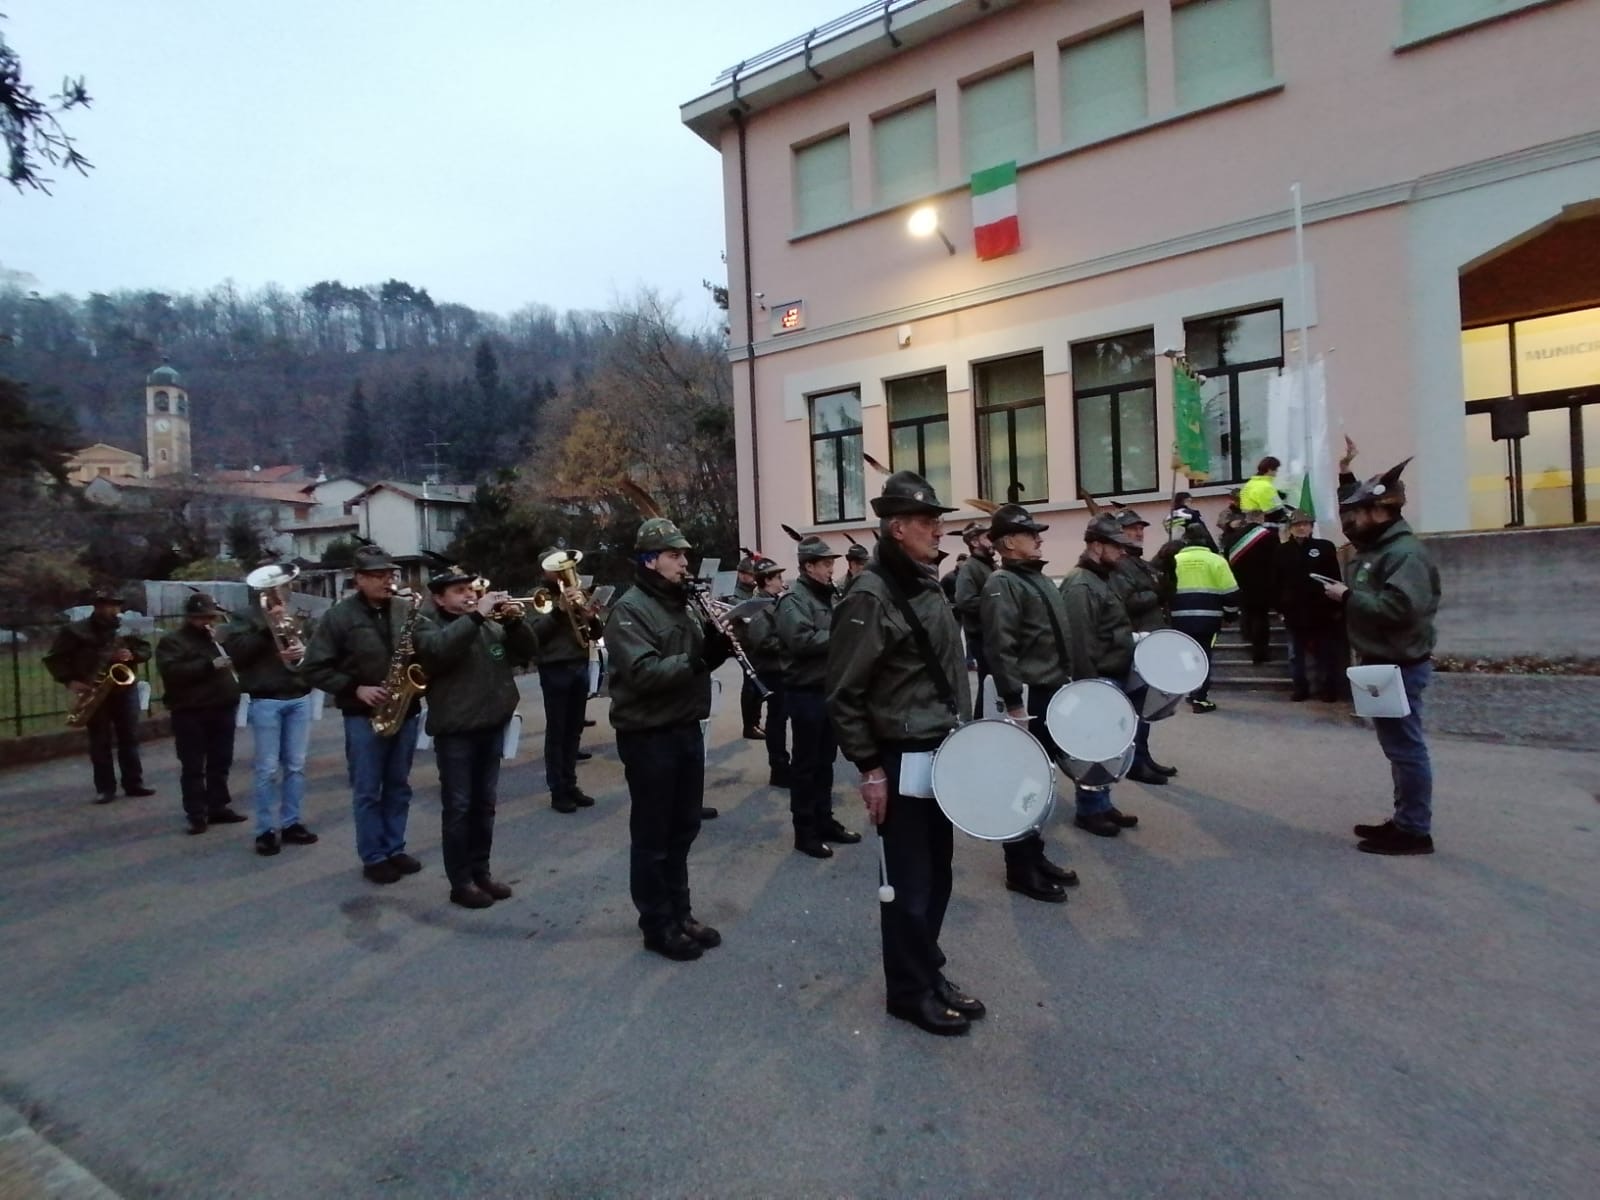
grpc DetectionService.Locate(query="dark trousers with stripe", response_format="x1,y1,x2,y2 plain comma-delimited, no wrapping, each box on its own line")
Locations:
786,687,834,833
878,747,954,1007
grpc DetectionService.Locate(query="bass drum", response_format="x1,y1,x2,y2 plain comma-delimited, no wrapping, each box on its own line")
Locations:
1045,679,1139,788
1125,629,1208,721
930,718,1056,842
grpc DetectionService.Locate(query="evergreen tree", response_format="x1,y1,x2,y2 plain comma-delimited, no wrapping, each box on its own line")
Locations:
342,380,374,475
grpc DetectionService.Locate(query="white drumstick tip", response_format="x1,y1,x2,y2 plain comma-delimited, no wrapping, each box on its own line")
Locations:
876,837,893,903
878,884,895,903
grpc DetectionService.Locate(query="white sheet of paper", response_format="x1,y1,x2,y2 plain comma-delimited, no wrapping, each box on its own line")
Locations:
898,751,936,799
1347,665,1411,718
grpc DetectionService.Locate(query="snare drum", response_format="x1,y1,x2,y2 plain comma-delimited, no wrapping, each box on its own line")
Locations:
930,719,1056,842
1125,629,1208,720
1044,678,1139,787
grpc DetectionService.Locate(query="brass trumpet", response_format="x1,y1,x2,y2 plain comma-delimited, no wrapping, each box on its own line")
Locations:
529,549,594,648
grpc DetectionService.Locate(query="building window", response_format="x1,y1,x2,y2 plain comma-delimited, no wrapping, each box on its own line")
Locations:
974,353,1048,503
1402,0,1560,42
1060,21,1147,144
809,388,865,524
97,466,111,477
1072,333,1159,497
1183,305,1284,485
961,62,1036,174
433,506,462,533
793,130,852,232
1173,0,1274,110
153,390,170,412
873,98,938,207
887,370,951,503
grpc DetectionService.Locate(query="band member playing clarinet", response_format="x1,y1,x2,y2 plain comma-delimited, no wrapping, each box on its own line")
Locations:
155,593,247,835
828,471,981,1037
415,565,534,908
978,503,1078,902
605,516,733,962
44,586,154,805
533,545,602,814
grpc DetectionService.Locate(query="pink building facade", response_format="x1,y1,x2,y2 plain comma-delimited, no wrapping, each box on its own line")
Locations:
681,0,1600,551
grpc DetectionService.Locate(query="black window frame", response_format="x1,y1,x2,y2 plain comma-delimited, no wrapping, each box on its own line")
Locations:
973,353,1048,504
1070,331,1159,498
886,369,950,485
1182,304,1284,485
808,389,865,525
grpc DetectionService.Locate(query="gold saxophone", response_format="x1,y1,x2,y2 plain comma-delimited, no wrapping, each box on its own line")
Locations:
371,588,427,737
65,652,137,728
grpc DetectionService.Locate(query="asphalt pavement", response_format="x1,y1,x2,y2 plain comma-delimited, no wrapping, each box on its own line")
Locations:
0,668,1596,1199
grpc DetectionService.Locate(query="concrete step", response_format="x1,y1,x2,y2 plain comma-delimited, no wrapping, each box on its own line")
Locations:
1211,675,1295,690
1212,643,1289,661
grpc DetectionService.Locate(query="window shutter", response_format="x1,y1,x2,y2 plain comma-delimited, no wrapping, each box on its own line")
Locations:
1061,22,1147,144
1173,0,1273,110
794,132,852,232
873,100,938,206
961,63,1036,174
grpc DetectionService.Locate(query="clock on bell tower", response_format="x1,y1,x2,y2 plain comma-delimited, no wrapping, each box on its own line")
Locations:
145,359,191,477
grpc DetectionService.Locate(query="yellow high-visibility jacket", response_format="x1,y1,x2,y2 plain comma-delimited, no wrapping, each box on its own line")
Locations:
1171,546,1240,620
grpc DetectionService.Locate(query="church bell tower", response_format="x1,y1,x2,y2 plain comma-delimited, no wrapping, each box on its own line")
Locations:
145,359,192,477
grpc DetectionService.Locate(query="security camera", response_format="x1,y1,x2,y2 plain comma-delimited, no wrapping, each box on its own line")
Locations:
1161,347,1181,358
754,291,765,299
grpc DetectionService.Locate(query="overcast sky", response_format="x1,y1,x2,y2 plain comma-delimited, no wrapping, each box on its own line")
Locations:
1,0,855,325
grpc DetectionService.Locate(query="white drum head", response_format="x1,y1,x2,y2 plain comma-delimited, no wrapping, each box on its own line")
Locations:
1045,679,1137,762
1133,629,1209,695
930,720,1055,842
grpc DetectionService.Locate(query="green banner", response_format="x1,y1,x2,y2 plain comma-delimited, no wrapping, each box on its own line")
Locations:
1172,365,1210,482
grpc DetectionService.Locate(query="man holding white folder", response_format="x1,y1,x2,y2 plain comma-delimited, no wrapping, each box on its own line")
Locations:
1322,460,1441,856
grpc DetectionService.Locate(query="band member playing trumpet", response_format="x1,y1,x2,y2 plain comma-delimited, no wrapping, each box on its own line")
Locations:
156,593,247,835
226,571,317,857
605,515,733,962
776,536,858,858
828,471,982,1037
415,566,534,908
533,546,603,814
44,587,154,805
302,544,423,885
978,503,1078,903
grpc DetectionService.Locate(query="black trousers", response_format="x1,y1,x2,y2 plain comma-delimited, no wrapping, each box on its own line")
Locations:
968,634,990,721
879,748,954,1007
171,706,235,820
87,685,144,795
740,676,765,733
1240,604,1272,662
758,670,789,771
617,724,704,938
1002,683,1059,871
539,661,588,799
435,725,502,888
1172,615,1222,702
786,687,835,832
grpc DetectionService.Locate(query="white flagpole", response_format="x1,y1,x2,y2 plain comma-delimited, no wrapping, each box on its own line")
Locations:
1291,182,1314,518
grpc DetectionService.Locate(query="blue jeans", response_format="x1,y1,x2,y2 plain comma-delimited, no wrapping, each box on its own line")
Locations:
1289,627,1346,698
343,713,419,865
1372,661,1434,835
248,695,311,835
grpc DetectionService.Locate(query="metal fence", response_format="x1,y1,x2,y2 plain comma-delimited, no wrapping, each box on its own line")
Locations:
1,619,184,738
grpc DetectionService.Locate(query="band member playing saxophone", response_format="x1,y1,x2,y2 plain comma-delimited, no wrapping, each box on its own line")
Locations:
44,586,154,805
301,544,423,885
155,593,247,835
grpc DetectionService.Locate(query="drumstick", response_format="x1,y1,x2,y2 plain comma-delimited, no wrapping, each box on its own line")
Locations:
876,835,895,903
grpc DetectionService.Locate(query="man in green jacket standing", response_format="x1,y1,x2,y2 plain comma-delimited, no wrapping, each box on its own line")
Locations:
1322,459,1441,856
415,565,534,908
738,555,791,789
156,593,247,835
1059,516,1141,838
828,471,981,1037
952,523,996,717
606,516,733,961
1110,507,1178,783
532,544,603,815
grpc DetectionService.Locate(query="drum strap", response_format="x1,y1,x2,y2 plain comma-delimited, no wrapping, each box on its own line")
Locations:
1013,569,1070,671
869,565,959,717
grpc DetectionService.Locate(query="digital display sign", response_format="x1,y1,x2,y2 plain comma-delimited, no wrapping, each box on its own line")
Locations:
770,300,805,335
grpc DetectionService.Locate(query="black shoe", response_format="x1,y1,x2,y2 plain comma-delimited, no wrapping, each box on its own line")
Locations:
935,979,987,1019
255,831,280,857
450,883,495,909
570,790,596,808
185,817,208,835
363,860,402,885
820,818,861,845
123,785,155,798
576,750,593,761
1190,699,1217,713
388,853,423,875
680,917,721,948
1290,689,1310,702
281,823,318,845
1005,867,1067,903
1075,813,1121,838
1148,761,1178,779
886,993,970,1036
768,768,792,789
1318,693,1341,703
795,835,834,859
1126,764,1169,786
644,928,704,961
1106,806,1139,829
551,795,578,814
742,726,765,741
92,791,116,805
474,876,513,901
583,719,596,727
208,807,248,824
1357,826,1435,856
1035,856,1079,886
699,806,719,821
1352,818,1396,840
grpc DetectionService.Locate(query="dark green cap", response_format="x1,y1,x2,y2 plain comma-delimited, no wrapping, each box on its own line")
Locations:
427,564,476,593
1340,458,1410,512
845,543,870,563
1084,514,1139,549
987,503,1048,539
351,544,397,572
796,535,839,563
870,470,956,517
636,517,692,552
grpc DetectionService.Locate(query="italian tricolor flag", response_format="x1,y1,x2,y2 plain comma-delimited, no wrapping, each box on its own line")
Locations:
971,161,1020,260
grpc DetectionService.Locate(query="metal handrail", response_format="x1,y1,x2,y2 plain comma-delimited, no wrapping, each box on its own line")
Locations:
712,0,922,84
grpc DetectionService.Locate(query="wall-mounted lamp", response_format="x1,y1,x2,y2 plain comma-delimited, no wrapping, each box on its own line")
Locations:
907,205,955,255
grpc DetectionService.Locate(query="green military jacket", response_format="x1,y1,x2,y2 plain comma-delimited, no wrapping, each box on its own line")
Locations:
827,544,969,773
532,605,600,667
775,575,835,689
1111,552,1172,634
1343,518,1440,665
44,616,151,687
951,551,995,638
980,558,1073,707
224,609,311,700
1060,556,1135,681
301,592,419,718
156,622,242,711
604,569,729,733
739,596,783,676
838,566,868,597
415,609,537,736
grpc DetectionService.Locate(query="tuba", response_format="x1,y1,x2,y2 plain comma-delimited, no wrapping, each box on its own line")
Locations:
245,562,307,668
370,587,427,737
530,549,594,649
